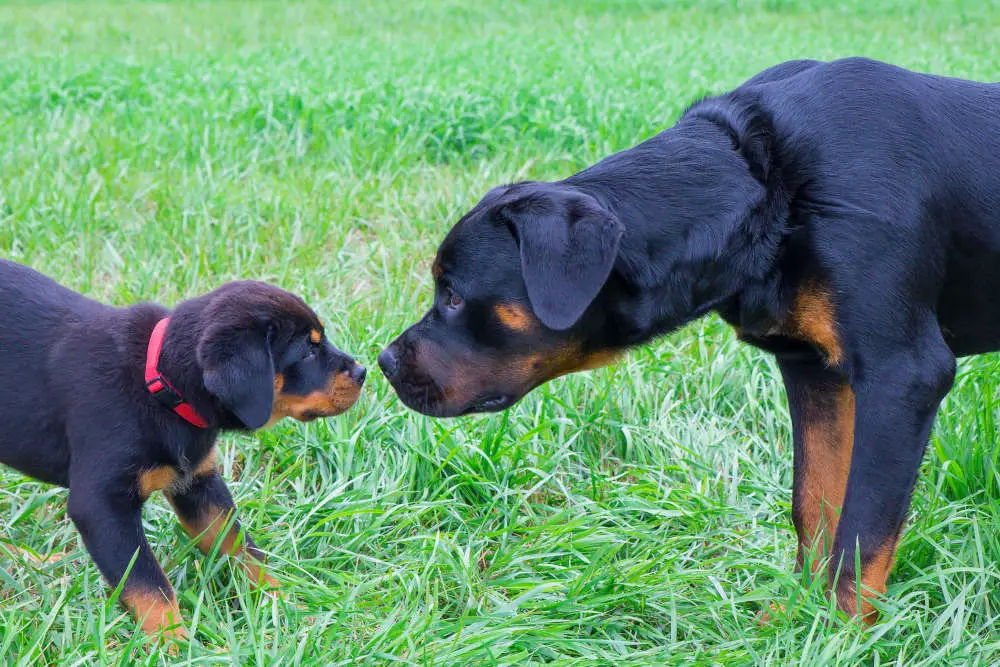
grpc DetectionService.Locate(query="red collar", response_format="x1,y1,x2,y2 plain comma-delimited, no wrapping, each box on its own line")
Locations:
145,318,209,428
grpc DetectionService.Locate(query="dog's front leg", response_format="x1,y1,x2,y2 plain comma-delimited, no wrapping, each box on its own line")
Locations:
67,480,185,640
830,324,955,623
778,356,854,574
165,457,277,590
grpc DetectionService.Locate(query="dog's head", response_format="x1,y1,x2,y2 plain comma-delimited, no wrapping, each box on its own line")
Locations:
379,182,626,417
195,282,366,429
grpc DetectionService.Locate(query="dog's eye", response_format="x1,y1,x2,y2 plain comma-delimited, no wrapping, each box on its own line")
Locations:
447,291,464,310
303,341,319,361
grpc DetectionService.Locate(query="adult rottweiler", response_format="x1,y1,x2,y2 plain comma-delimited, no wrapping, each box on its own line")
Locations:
380,57,1000,623
0,259,366,642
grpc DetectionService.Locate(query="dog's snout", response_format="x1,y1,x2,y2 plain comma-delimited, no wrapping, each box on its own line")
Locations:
350,363,367,386
378,346,399,380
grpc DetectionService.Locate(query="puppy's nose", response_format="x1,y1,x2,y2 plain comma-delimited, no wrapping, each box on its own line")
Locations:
377,346,399,380
350,363,367,386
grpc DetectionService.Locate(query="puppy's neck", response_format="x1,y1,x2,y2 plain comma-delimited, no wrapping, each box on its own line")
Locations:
137,296,237,431
566,107,790,345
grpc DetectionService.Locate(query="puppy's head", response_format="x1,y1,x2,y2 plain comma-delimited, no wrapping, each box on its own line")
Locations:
379,182,624,417
195,282,366,429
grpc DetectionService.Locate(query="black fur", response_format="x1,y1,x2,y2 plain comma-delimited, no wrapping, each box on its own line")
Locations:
381,58,1000,620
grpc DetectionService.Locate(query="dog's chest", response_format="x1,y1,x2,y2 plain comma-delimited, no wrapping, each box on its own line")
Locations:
137,447,218,499
725,281,845,368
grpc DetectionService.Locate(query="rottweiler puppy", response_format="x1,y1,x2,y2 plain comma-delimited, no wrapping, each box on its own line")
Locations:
0,259,366,642
380,58,1000,623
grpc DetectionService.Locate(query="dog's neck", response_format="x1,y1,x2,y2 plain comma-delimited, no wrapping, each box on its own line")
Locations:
130,296,242,432
566,110,790,347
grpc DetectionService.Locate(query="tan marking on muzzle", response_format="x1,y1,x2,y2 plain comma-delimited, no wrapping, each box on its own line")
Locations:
435,343,621,409
272,372,362,421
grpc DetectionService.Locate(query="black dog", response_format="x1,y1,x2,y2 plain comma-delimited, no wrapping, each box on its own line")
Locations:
0,259,366,641
380,57,1000,623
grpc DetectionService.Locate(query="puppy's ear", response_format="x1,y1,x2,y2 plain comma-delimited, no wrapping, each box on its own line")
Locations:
198,326,274,429
504,191,623,330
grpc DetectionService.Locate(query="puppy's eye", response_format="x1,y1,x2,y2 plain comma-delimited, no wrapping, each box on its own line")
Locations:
447,291,464,310
303,341,319,361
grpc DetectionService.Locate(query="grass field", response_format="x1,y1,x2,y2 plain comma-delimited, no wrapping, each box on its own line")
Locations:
2,0,1000,664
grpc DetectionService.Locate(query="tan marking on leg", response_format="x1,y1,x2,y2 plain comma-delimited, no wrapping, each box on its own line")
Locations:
756,602,787,626
494,303,536,333
836,541,896,625
175,504,279,590
240,557,280,590
784,285,843,365
192,448,218,478
138,466,179,499
123,588,186,639
174,503,237,555
796,385,855,570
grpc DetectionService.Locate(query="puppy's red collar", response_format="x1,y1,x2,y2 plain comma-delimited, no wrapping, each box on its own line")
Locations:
145,318,209,428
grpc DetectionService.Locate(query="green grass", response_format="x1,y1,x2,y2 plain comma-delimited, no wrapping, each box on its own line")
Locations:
2,0,1000,663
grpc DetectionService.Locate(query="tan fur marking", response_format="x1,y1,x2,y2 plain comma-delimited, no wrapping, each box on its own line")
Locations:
176,504,279,590
265,373,287,426
123,588,185,639
193,448,218,478
786,286,843,365
836,542,896,625
309,329,322,344
559,348,620,375
494,303,536,333
241,559,280,589
271,372,361,422
432,340,621,410
431,259,443,279
177,504,238,555
797,384,855,570
545,346,621,381
139,466,179,499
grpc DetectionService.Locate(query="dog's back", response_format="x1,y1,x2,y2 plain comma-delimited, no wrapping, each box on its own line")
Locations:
0,260,111,483
739,58,1000,233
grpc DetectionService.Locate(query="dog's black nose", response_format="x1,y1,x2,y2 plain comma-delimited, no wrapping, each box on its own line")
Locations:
350,363,367,386
377,347,399,380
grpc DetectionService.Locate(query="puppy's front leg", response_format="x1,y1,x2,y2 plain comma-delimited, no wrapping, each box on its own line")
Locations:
166,455,277,590
67,481,185,639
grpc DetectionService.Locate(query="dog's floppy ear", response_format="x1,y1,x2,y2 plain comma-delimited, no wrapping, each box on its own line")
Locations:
198,326,274,429
503,190,624,330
